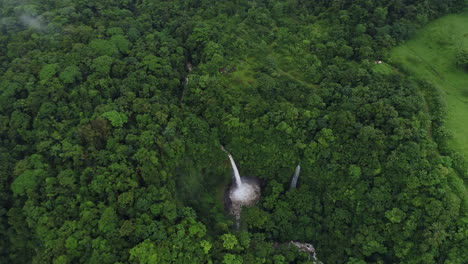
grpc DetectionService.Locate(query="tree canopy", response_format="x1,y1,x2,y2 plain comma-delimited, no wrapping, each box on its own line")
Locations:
0,0,467,263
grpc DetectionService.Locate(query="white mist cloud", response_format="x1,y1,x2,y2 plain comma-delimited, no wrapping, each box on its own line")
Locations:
0,2,48,31
19,13,46,31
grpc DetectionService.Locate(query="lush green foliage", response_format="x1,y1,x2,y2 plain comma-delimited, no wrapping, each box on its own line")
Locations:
390,12,468,158
0,0,467,263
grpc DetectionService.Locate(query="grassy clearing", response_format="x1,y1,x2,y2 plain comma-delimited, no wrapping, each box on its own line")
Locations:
389,12,468,158
372,62,396,75
223,38,320,93
226,59,257,90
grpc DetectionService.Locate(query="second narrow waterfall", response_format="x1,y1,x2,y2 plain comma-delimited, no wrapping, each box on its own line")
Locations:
290,163,301,189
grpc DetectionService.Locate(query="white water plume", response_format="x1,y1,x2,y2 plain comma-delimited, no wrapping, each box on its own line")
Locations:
227,154,242,187
230,178,258,205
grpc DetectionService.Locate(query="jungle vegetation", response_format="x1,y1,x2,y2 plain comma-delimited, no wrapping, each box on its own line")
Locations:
0,0,467,263
390,12,468,158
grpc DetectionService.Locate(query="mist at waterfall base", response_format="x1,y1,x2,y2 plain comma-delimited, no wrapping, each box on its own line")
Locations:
230,180,258,204
229,177,260,210
226,177,260,220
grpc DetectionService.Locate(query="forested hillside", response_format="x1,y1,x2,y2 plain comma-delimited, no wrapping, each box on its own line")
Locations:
0,0,467,263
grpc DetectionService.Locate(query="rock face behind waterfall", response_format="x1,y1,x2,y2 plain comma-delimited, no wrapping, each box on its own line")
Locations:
290,241,323,263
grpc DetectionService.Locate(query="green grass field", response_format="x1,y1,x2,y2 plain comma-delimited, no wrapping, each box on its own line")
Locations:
390,12,468,158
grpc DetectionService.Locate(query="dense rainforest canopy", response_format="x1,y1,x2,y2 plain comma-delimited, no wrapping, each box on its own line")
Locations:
0,0,467,263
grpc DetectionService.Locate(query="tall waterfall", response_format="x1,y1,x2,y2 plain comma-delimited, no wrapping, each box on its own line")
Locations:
290,163,301,189
221,145,260,223
227,154,242,187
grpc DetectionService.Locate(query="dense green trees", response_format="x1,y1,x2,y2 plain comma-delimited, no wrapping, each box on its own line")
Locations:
0,0,467,263
456,48,468,70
